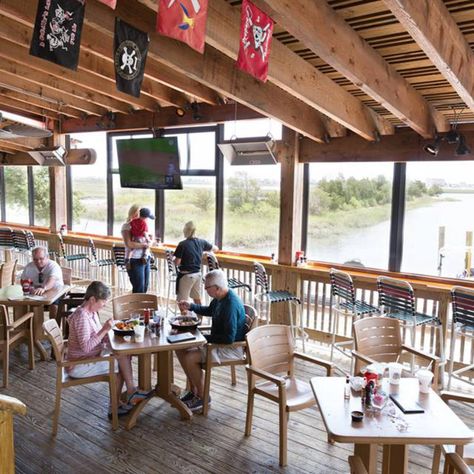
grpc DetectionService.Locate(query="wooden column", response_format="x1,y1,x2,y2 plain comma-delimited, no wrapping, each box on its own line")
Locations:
272,127,304,324
49,130,67,234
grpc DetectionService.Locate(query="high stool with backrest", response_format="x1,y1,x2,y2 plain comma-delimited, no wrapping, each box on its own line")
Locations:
253,262,305,351
43,319,118,435
377,276,444,374
448,286,474,390
329,268,379,369
57,233,90,280
164,248,178,318
205,252,252,300
88,239,114,281
245,324,333,466
111,245,128,293
201,304,257,416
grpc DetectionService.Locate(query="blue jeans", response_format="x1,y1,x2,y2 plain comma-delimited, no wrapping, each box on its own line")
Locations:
127,257,150,293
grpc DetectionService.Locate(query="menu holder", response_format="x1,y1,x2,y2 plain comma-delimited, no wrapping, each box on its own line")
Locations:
167,332,196,344
389,393,425,414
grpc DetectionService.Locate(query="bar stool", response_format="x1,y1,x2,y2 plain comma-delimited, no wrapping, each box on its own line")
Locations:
205,252,252,299
377,276,444,373
329,268,379,367
448,286,474,390
164,248,178,318
57,233,90,280
88,238,114,281
253,262,305,351
111,245,128,293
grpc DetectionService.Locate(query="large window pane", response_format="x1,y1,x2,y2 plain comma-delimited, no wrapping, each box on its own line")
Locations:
307,163,393,269
70,132,108,235
4,166,28,224
112,174,155,237
164,176,216,244
402,162,474,278
188,132,215,170
32,167,50,227
223,162,280,255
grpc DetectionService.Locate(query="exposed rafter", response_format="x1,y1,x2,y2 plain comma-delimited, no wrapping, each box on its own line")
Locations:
253,0,450,138
383,0,474,113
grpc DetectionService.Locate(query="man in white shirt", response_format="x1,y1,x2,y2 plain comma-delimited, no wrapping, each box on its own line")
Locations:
21,246,64,319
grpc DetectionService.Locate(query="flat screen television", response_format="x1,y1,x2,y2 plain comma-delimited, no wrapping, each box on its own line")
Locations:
116,137,183,189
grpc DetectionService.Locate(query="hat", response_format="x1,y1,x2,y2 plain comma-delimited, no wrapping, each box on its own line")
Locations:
139,208,155,219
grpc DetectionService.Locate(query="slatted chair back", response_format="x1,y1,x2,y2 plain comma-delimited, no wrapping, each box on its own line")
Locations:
43,319,65,362
0,304,13,329
12,230,31,252
164,248,177,276
112,245,126,268
0,227,13,249
246,324,295,377
244,304,258,333
254,262,270,294
88,239,98,262
377,276,415,317
57,233,67,258
353,316,403,365
0,260,17,288
25,231,36,250
60,266,72,286
112,293,159,320
451,286,474,329
205,252,220,271
330,268,356,305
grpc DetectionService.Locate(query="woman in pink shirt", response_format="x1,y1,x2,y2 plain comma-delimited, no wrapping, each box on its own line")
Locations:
67,281,149,417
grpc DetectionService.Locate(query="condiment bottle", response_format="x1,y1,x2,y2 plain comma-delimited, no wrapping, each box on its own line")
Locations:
365,381,374,408
344,375,351,399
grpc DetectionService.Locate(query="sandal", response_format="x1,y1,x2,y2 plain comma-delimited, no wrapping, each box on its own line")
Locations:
108,403,133,419
127,390,153,405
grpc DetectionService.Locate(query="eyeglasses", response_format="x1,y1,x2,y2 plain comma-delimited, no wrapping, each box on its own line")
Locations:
38,272,44,284
204,284,217,291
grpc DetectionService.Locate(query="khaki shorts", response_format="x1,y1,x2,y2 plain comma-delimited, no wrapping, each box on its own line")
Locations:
200,345,245,365
177,272,202,301
67,350,118,378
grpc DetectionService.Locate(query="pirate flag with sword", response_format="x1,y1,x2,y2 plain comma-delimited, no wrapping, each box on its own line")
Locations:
114,18,150,98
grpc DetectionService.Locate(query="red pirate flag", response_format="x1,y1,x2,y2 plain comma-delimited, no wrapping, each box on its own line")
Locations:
157,0,208,54
236,0,274,82
98,0,117,9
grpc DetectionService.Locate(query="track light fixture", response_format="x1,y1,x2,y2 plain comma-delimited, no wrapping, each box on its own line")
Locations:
190,102,202,121
456,134,472,156
423,134,441,156
445,129,460,145
175,107,186,117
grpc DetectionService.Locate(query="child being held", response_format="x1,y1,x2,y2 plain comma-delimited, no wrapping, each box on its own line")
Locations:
129,208,155,264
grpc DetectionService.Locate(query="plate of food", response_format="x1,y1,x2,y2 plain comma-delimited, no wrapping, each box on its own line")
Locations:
113,319,139,336
170,315,200,332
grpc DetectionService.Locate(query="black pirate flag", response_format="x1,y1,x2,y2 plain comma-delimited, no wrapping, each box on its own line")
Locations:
29,0,85,70
114,18,150,98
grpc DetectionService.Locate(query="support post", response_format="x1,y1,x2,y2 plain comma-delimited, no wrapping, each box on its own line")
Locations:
388,162,406,272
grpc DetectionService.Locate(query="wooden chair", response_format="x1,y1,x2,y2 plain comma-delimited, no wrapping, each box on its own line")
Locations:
201,304,257,416
42,319,118,435
444,453,474,474
0,260,17,288
348,455,368,474
164,248,178,319
0,305,34,388
431,391,474,474
112,293,159,320
352,316,440,390
0,394,26,474
244,324,333,466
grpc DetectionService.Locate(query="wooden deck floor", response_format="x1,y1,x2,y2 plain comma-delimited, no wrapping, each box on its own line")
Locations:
2,303,474,473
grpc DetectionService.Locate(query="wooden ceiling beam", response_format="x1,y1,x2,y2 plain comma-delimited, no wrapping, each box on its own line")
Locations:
0,93,60,121
254,0,450,138
207,0,393,141
298,127,474,163
383,0,474,113
85,0,327,143
61,103,263,134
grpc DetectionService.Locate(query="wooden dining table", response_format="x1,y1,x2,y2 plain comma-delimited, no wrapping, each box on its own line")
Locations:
311,377,473,474
109,322,206,430
0,285,71,360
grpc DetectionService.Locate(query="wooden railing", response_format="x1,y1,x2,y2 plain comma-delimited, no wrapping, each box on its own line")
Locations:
3,224,474,382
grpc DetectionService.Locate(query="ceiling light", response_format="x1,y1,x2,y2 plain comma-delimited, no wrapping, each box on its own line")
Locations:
455,134,472,156
423,135,441,156
445,129,460,144
191,102,202,121
175,107,186,117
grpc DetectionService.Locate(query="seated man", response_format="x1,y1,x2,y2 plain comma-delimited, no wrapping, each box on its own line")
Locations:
176,269,246,412
20,246,64,320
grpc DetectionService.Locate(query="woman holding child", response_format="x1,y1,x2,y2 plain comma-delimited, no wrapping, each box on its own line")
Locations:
121,204,154,293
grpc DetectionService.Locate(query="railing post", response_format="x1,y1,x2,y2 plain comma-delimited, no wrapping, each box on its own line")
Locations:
0,394,27,474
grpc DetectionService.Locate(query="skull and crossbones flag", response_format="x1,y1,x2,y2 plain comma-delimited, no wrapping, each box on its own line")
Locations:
114,18,150,98
156,0,208,54
29,0,85,70
236,0,274,82
98,0,117,9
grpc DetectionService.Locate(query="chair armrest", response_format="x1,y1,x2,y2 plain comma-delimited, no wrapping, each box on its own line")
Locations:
445,453,473,474
348,455,368,474
198,324,212,331
401,344,440,366
207,341,247,350
60,354,115,368
351,350,379,367
294,352,333,376
440,391,474,404
8,312,34,330
246,365,286,387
